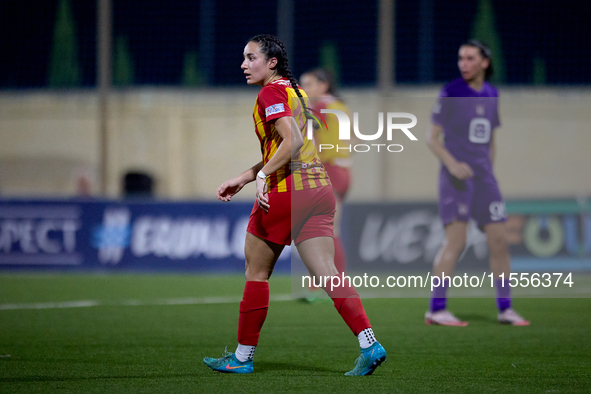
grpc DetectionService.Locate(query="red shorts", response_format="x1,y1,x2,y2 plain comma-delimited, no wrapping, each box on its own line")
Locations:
323,163,350,202
246,185,336,246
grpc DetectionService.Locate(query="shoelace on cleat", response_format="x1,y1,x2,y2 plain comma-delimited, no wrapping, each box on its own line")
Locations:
209,347,234,367
352,355,362,366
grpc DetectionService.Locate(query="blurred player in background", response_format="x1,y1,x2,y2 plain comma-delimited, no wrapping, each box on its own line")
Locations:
203,35,386,375
425,39,529,327
300,69,351,275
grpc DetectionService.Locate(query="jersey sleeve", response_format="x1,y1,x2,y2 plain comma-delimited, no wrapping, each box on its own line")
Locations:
258,85,293,123
431,87,450,127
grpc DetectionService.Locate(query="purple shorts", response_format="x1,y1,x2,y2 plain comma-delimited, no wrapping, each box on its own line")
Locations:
438,168,507,229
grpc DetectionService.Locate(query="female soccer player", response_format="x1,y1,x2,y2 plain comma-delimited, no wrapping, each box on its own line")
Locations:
300,69,351,275
425,39,529,326
203,35,386,375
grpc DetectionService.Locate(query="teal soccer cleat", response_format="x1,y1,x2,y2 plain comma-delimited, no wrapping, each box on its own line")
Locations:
344,342,387,376
203,348,254,374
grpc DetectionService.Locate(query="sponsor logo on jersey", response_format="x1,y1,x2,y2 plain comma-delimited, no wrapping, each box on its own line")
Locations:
266,103,285,117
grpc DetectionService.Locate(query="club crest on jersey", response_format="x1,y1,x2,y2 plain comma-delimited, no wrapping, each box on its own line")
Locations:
476,104,485,116
266,103,285,117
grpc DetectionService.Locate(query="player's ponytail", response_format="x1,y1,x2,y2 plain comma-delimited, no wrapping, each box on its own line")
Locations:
463,39,494,81
248,34,308,113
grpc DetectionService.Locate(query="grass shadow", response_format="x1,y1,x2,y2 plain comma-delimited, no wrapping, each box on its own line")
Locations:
0,373,201,383
256,361,340,374
456,313,496,323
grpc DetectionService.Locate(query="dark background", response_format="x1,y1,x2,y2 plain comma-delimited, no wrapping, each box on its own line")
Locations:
1,0,589,88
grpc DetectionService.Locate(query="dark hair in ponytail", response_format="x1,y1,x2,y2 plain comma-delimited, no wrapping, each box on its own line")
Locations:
462,39,493,81
248,34,308,111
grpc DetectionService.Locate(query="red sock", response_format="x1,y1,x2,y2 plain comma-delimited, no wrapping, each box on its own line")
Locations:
237,281,269,346
326,280,371,336
336,297,371,336
333,237,347,274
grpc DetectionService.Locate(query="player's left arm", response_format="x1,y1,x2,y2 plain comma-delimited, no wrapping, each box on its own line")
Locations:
255,116,304,211
261,116,304,175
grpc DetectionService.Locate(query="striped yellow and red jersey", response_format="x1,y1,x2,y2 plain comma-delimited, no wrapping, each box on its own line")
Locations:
312,97,352,167
253,77,331,192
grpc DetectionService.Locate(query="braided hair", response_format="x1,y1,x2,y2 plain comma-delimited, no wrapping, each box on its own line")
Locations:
248,34,308,112
462,39,493,81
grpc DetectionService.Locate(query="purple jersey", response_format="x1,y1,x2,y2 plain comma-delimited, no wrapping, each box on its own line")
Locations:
431,78,500,175
433,78,507,228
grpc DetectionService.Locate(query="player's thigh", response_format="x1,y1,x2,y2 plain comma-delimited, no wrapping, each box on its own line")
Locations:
293,186,337,278
443,220,469,253
296,236,338,278
244,232,285,281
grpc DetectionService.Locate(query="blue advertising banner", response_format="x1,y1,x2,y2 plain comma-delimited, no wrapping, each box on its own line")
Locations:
341,202,488,273
1,198,589,273
341,200,591,273
0,199,290,272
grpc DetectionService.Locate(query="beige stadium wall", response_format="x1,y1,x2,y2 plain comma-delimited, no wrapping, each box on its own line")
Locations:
0,88,589,201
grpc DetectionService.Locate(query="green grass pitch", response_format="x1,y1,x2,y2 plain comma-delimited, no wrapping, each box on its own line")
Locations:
1,274,590,393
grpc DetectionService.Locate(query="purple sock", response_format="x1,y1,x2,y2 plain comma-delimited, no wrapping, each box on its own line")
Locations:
430,279,449,312
495,278,511,312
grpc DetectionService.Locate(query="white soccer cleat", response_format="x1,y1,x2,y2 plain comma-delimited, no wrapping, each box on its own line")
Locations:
498,308,530,326
425,310,468,326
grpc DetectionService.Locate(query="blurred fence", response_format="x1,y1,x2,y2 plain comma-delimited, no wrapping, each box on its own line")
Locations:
1,0,590,88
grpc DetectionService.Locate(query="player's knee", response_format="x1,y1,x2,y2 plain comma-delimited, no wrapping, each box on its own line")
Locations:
244,260,272,281
488,234,508,256
244,267,272,281
444,238,466,257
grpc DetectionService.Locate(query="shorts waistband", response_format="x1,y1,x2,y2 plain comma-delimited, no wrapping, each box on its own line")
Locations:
289,161,325,171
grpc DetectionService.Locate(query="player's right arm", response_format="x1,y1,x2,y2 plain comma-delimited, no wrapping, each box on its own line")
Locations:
216,161,264,202
426,123,474,180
